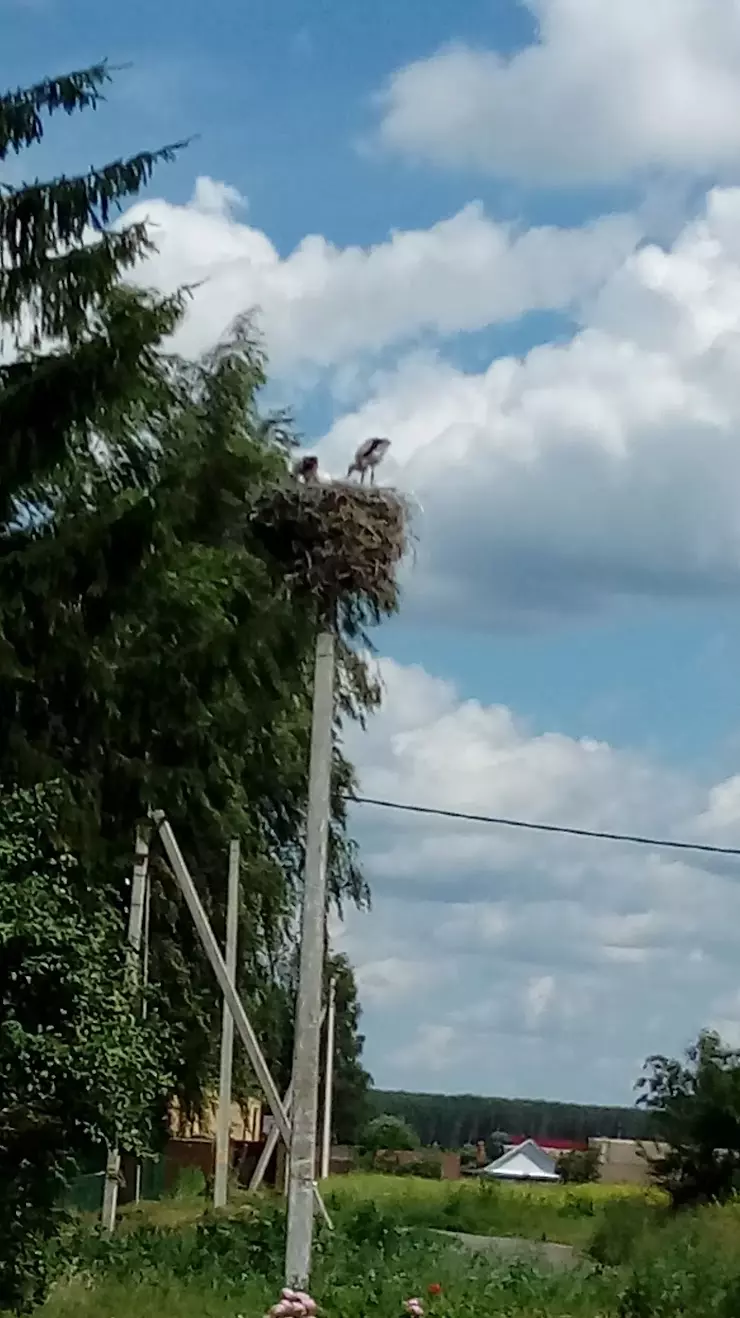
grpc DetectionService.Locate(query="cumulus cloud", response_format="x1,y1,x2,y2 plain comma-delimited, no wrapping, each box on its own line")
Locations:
122,176,640,370
335,658,740,1099
317,186,740,625
375,0,740,184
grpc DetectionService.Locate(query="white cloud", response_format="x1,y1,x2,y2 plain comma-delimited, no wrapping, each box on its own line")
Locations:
317,186,740,625
355,956,435,1005
375,0,740,184
390,1023,460,1074
123,177,639,370
523,975,557,1028
340,657,740,1098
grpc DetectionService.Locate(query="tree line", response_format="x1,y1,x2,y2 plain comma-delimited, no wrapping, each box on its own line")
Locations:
373,1034,740,1209
368,1089,653,1148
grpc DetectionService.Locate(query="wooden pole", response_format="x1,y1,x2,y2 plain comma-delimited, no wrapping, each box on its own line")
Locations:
285,629,335,1286
214,840,240,1209
320,976,337,1181
101,827,150,1231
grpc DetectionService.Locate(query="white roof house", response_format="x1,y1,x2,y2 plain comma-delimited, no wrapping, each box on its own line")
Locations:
481,1138,560,1182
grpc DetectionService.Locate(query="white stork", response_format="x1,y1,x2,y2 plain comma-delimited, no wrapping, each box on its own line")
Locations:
292,454,319,483
347,437,391,486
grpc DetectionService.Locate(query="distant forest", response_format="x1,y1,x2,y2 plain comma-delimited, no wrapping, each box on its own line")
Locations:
368,1089,652,1147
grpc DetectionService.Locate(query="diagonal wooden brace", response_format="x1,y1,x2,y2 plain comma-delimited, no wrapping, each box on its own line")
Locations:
152,812,332,1228
249,1004,327,1194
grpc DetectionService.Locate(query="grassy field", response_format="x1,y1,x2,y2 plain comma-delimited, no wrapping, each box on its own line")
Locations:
325,1172,665,1248
30,1175,740,1318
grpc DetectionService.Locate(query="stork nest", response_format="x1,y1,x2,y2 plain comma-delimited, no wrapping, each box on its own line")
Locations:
250,480,409,631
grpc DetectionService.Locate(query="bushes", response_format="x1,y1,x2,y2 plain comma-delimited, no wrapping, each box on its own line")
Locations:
557,1148,601,1184
0,787,169,1313
65,1201,287,1287
638,1030,740,1208
587,1196,665,1267
360,1115,420,1154
373,1153,443,1180
326,1171,664,1250
45,1192,740,1318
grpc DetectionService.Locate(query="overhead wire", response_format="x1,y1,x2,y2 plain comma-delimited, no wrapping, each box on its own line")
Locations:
350,794,740,860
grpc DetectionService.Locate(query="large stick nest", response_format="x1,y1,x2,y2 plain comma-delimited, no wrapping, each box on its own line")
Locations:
250,480,409,632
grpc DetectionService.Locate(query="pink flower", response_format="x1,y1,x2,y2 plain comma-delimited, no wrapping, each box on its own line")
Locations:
267,1288,318,1318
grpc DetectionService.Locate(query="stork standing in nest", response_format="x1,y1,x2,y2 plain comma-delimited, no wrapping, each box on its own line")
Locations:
292,454,320,483
347,437,391,486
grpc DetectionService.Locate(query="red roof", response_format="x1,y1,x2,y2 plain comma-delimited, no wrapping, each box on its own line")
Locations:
509,1136,588,1151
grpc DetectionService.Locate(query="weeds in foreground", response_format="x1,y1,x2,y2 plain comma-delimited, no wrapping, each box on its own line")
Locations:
325,1172,665,1247
32,1183,740,1318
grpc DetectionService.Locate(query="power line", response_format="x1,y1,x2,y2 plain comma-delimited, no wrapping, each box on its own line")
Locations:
351,794,740,860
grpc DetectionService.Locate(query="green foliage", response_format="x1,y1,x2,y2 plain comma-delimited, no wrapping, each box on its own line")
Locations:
326,1171,662,1250
64,1201,286,1287
168,1168,208,1201
1,264,378,1129
0,59,390,1310
484,1129,508,1162
390,1157,442,1180
369,1088,651,1146
325,954,372,1145
637,1029,740,1207
42,1192,740,1318
459,1142,478,1168
361,1114,420,1154
0,784,168,1312
557,1147,602,1184
0,63,187,515
587,1196,664,1267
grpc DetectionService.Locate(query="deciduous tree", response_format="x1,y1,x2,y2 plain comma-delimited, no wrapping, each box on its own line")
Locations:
638,1030,740,1207
0,785,168,1312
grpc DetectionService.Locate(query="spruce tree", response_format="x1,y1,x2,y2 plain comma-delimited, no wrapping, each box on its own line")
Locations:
0,67,187,1306
0,62,185,520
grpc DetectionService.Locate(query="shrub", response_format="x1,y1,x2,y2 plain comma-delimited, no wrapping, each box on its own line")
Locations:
0,786,169,1312
588,1197,663,1267
638,1030,740,1208
360,1114,420,1154
557,1148,601,1184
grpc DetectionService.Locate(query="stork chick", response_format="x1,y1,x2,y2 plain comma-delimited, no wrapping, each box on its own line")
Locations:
347,436,391,486
292,454,319,483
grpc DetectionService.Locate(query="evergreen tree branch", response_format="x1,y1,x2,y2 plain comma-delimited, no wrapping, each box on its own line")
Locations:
0,224,152,342
0,143,189,269
0,289,183,518
0,62,111,160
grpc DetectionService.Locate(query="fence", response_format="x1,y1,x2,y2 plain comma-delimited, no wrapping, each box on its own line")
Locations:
64,1138,270,1213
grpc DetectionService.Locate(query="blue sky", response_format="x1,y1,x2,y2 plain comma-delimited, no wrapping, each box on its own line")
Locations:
9,0,740,1105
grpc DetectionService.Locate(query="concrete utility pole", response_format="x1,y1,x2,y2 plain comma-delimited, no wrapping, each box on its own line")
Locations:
134,862,152,1205
285,629,335,1285
320,976,337,1181
214,839,240,1209
101,827,150,1232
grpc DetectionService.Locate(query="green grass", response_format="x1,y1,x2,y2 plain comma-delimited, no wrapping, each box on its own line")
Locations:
30,1178,740,1318
325,1171,665,1248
